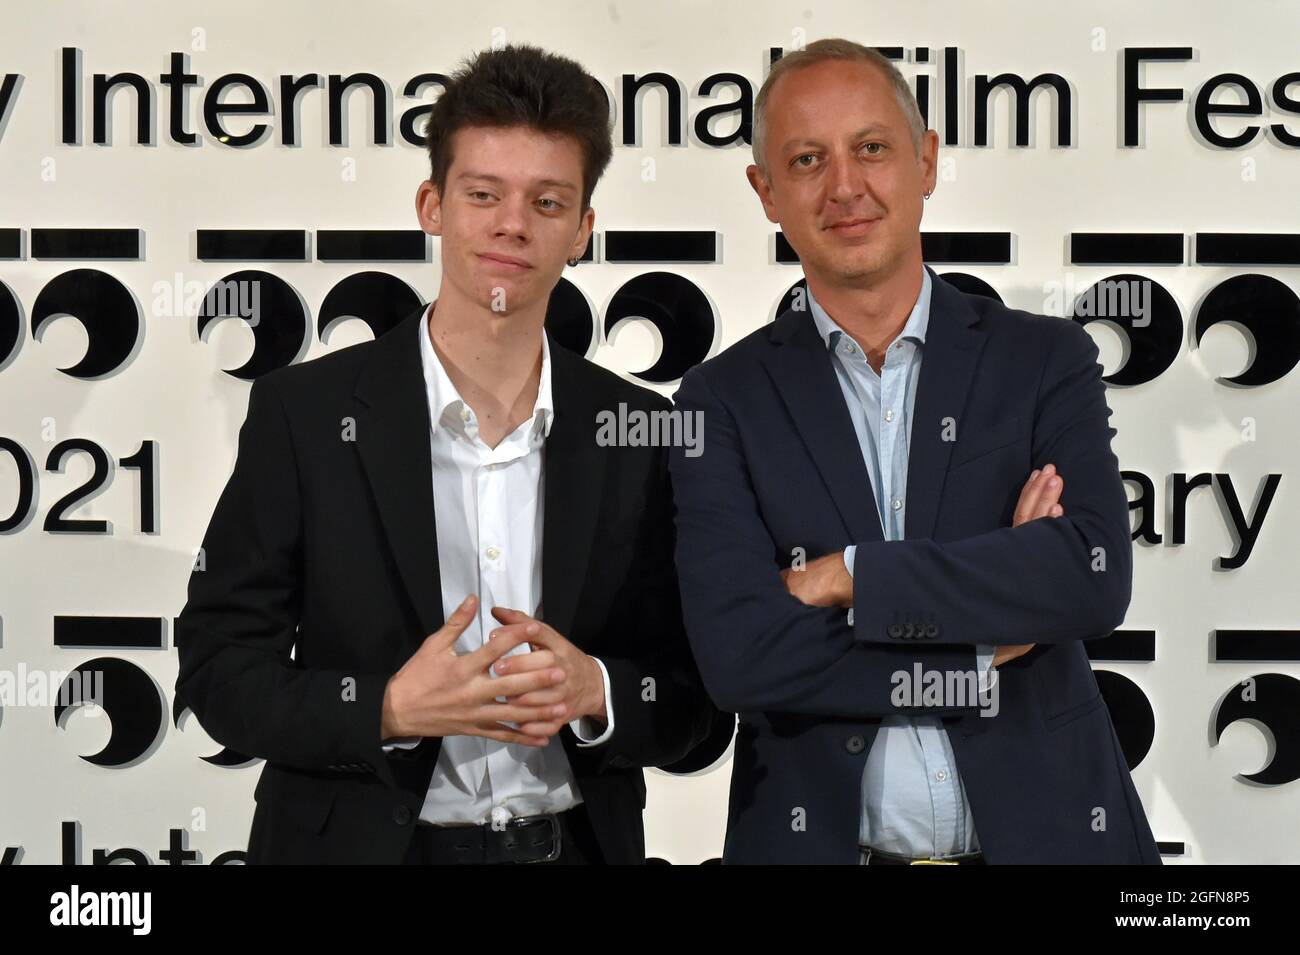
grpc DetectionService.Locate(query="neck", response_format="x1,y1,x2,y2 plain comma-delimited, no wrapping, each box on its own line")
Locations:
425,282,545,448
806,255,925,366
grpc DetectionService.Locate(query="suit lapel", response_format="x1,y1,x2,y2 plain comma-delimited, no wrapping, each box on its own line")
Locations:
353,305,445,642
540,337,607,645
903,268,988,541
760,267,989,547
762,309,884,544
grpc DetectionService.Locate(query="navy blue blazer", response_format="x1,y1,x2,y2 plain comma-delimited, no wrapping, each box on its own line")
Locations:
669,267,1161,864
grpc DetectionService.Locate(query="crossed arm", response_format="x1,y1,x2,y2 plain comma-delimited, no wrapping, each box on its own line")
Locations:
667,320,1130,718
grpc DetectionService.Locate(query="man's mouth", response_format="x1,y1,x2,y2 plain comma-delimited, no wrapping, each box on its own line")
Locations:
825,217,882,236
477,252,533,271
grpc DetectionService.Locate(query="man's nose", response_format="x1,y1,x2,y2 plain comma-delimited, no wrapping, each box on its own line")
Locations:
493,193,532,241
826,152,868,205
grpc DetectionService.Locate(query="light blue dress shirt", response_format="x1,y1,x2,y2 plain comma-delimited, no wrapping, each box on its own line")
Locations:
804,268,994,860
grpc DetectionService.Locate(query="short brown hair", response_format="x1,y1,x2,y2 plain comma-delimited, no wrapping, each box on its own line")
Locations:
424,44,613,211
752,39,926,173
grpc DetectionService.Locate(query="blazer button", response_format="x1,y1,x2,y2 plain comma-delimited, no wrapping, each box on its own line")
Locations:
845,734,866,754
393,805,413,826
887,624,902,638
925,623,939,638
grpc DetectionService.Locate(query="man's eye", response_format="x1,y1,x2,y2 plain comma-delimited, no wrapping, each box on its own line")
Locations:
537,198,561,211
792,154,817,168
469,190,494,200
862,142,885,155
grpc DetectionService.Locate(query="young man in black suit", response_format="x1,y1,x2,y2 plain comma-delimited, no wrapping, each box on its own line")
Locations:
175,44,718,865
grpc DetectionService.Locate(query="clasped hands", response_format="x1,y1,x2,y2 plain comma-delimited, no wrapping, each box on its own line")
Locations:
381,597,607,747
779,463,1066,668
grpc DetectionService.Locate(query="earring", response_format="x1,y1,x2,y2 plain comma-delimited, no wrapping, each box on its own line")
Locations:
566,256,580,267
923,190,932,200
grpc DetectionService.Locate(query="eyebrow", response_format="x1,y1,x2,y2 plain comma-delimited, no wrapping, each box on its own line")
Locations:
455,171,578,192
778,124,893,154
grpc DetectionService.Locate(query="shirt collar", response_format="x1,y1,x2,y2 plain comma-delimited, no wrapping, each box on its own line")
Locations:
416,301,555,440
805,267,932,352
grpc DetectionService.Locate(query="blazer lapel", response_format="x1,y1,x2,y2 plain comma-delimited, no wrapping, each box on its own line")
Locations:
762,309,884,545
903,267,988,541
540,336,607,645
352,305,445,643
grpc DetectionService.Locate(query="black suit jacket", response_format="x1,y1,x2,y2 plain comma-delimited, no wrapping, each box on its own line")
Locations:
175,305,720,864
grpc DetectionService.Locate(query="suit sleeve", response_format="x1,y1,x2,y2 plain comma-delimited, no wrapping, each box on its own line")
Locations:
174,375,400,788
578,416,726,770
669,367,980,718
851,319,1132,648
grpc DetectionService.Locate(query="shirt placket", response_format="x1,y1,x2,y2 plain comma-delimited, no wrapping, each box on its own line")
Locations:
916,721,964,854
477,430,535,818
879,343,905,542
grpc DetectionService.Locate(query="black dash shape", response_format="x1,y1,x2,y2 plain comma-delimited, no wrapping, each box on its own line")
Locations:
317,230,428,262
1085,629,1156,662
1196,233,1300,266
198,229,308,261
1214,630,1300,662
33,228,141,260
604,231,716,263
1071,233,1183,265
54,615,165,649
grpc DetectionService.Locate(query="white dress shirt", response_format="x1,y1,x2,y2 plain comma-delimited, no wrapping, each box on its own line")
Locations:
381,303,614,827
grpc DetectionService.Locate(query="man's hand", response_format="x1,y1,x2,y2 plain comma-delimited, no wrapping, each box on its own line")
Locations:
777,465,1067,663
1013,462,1064,526
996,463,1067,666
487,607,608,738
380,594,570,747
780,551,853,608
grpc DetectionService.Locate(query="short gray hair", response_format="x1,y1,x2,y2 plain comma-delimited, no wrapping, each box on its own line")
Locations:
751,38,927,173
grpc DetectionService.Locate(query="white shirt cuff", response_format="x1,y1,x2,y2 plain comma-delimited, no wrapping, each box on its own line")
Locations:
976,645,998,693
381,737,422,752
843,547,857,627
570,656,614,746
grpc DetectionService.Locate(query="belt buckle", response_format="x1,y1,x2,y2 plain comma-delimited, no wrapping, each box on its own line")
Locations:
505,813,561,864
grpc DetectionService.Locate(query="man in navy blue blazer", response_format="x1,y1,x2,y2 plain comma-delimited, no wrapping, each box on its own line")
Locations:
668,39,1160,864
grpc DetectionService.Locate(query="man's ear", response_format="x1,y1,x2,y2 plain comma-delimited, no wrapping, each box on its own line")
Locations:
570,206,596,262
745,164,781,225
415,180,443,237
919,129,939,197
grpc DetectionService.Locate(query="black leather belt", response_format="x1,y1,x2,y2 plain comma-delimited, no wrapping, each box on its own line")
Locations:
861,846,985,865
411,812,564,864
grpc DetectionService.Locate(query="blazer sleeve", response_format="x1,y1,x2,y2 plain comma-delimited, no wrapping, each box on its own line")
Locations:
850,318,1132,648
669,366,980,718
174,375,400,788
578,409,726,770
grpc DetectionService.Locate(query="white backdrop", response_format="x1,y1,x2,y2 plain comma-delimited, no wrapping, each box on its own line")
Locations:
1,0,1298,864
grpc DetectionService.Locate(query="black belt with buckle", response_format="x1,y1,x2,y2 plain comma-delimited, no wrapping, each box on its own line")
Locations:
412,812,563,864
861,846,985,865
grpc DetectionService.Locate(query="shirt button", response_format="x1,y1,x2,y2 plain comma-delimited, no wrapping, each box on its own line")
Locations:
891,498,902,511
935,769,948,783
459,407,471,423
884,409,894,422
485,546,500,560
839,340,854,356
485,463,498,471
